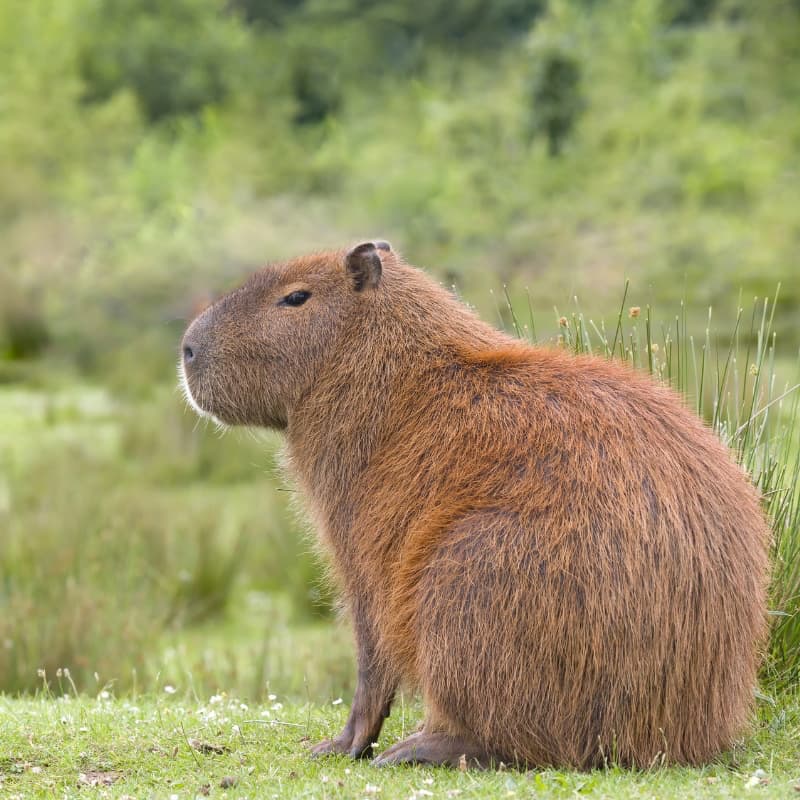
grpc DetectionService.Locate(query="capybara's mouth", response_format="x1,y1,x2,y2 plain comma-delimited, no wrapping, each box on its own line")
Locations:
177,354,232,428
180,308,224,424
177,356,210,420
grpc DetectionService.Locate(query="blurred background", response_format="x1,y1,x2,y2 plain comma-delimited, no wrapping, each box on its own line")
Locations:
1,0,798,700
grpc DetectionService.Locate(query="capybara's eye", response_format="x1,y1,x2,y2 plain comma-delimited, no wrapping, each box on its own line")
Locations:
279,290,311,307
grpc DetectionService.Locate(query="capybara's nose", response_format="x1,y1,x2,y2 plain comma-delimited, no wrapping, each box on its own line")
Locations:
182,342,197,364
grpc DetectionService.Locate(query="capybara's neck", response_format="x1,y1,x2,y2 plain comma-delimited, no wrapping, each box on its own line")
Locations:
284,263,509,541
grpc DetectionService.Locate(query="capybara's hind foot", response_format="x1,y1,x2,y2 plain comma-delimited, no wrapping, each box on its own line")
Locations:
372,731,494,768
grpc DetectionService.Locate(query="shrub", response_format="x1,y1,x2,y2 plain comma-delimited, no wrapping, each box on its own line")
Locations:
526,43,585,156
2,306,50,360
289,47,342,126
78,0,247,121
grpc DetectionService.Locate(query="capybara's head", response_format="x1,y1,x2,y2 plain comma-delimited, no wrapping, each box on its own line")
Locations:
180,241,390,428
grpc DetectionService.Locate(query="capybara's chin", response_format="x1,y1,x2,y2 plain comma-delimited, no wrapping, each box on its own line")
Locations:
180,241,769,770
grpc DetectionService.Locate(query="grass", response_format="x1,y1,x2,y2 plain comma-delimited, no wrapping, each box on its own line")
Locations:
1,687,799,799
148,592,355,702
0,378,332,696
1,287,799,695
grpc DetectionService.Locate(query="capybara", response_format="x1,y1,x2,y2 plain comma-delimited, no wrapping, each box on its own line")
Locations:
180,241,769,769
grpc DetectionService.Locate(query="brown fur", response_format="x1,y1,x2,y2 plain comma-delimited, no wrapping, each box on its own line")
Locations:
180,243,769,769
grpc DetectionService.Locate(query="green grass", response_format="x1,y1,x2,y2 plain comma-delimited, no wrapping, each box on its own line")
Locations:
1,288,799,696
5,598,800,797
506,286,800,683
146,592,356,702
0,379,331,696
1,688,799,799
1,289,798,799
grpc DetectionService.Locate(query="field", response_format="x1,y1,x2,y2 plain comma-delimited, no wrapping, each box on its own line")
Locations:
2,686,800,799
3,289,800,796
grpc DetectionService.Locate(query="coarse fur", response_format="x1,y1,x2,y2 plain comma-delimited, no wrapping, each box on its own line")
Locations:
180,242,770,769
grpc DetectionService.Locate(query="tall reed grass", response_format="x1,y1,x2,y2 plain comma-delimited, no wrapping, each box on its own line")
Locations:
505,284,800,686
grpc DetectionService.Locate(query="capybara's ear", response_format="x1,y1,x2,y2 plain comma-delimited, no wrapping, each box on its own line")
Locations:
346,242,383,291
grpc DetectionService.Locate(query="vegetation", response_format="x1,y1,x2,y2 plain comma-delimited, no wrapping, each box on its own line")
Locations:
1,688,800,798
2,0,798,376
2,293,798,699
536,289,800,685
0,0,799,794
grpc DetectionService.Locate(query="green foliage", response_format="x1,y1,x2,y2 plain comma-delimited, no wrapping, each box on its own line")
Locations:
78,0,247,122
289,47,343,125
341,0,547,50
233,0,306,27
665,0,720,25
526,41,585,156
236,0,547,52
1,0,797,369
1,305,50,360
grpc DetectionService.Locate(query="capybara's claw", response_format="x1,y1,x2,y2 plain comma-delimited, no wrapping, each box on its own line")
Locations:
373,732,491,769
310,733,375,759
310,737,350,758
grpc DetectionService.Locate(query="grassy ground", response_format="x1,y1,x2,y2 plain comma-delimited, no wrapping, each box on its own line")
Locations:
1,688,799,799
2,295,798,798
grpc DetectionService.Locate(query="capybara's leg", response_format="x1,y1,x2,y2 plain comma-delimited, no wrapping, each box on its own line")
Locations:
312,606,397,758
411,510,560,768
373,731,494,768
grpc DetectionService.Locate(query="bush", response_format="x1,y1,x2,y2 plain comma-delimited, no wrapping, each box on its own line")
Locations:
526,42,584,156
290,47,343,126
2,306,50,360
238,0,546,50
78,0,247,121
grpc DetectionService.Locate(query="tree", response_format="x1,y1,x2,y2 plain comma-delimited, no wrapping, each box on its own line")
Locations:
79,0,246,122
526,43,584,157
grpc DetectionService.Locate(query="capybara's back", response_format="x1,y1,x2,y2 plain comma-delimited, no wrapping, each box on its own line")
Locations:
393,348,768,767
180,242,770,769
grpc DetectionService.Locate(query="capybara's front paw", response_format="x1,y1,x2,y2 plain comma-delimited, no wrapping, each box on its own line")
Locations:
311,730,375,759
310,735,351,758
